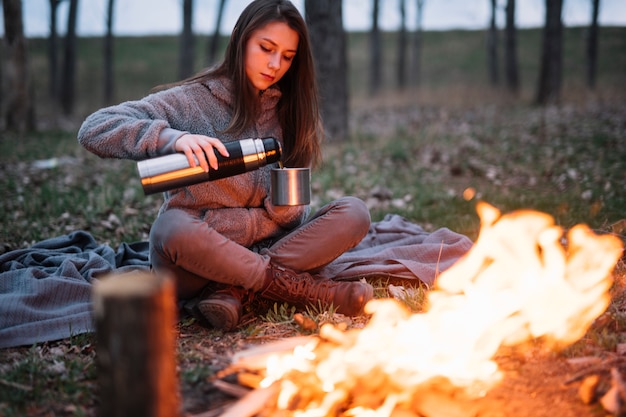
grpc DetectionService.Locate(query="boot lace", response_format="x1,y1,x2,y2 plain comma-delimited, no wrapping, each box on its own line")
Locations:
272,269,338,306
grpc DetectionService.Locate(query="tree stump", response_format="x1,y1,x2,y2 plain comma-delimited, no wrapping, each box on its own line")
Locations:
93,271,180,417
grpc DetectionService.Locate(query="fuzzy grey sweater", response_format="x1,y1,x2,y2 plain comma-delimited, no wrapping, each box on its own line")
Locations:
78,77,308,247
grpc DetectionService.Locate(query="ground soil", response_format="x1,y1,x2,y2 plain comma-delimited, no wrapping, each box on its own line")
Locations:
469,350,609,417
1,317,615,417
173,317,615,417
3,248,625,417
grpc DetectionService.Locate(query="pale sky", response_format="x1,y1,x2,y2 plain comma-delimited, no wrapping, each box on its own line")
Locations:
5,0,626,38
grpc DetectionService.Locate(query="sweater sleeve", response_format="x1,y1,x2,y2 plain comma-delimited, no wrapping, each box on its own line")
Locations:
77,87,192,160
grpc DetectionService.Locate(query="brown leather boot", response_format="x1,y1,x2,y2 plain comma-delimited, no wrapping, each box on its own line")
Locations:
192,286,250,331
260,264,373,316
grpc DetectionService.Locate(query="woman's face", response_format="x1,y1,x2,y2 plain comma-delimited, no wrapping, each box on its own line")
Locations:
244,21,299,92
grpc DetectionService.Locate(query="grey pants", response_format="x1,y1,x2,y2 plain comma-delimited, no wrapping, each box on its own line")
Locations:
149,196,370,298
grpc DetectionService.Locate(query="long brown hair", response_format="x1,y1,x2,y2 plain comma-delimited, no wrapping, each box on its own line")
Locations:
161,0,322,168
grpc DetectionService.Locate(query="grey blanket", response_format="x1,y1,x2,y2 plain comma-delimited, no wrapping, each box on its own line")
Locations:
320,214,473,284
0,231,150,348
0,214,472,348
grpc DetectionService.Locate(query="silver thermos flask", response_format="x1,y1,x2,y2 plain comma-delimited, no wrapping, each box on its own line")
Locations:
137,137,281,195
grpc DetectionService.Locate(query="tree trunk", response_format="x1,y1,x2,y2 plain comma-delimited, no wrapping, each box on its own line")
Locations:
48,0,61,100
0,29,3,119
3,0,35,131
396,0,408,89
487,0,499,86
207,0,227,65
586,0,600,89
369,0,382,95
504,0,520,94
93,271,180,417
179,0,195,80
411,0,424,87
305,0,348,141
60,0,79,115
103,0,115,105
536,0,564,105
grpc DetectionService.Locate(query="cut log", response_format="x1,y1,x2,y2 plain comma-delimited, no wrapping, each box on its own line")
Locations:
217,385,278,417
220,335,315,376
93,271,180,417
212,379,251,398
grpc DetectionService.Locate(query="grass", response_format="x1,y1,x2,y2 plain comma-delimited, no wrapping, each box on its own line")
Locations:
1,27,625,416
0,130,158,248
0,336,98,416
21,26,626,120
4,100,623,249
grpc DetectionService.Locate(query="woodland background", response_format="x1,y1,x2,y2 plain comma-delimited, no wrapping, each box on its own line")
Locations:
1,0,616,135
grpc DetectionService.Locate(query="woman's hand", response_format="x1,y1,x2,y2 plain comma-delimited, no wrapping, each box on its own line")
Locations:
175,134,230,172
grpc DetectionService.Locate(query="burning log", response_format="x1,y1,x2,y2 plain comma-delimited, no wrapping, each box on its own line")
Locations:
93,271,180,417
566,357,626,414
578,374,601,405
601,368,626,415
215,203,624,417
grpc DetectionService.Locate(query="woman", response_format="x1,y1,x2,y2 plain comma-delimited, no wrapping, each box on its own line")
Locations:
78,0,373,331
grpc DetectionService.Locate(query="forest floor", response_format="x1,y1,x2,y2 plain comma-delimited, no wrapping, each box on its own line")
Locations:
2,291,625,417
1,93,626,416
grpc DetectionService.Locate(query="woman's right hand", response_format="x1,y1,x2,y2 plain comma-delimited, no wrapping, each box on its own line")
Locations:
175,134,230,172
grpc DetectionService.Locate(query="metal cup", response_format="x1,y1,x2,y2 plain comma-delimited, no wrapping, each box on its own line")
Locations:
270,168,311,206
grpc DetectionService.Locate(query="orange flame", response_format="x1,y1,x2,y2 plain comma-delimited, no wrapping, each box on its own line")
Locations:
259,202,624,416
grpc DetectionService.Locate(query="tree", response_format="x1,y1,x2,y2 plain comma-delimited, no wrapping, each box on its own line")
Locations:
305,0,348,141
179,0,195,80
536,0,564,105
396,0,408,89
369,0,382,95
103,0,115,105
0,25,3,120
586,0,600,89
3,0,35,131
487,0,499,86
504,0,520,94
60,0,79,115
48,0,64,100
206,0,228,65
411,0,424,87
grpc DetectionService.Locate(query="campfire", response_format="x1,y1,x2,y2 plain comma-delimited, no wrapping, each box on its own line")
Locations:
217,202,623,417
